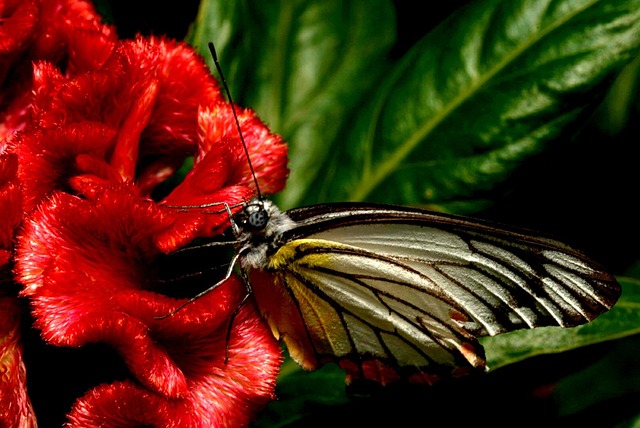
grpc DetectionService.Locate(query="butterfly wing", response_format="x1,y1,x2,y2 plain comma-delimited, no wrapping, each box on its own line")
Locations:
249,203,620,384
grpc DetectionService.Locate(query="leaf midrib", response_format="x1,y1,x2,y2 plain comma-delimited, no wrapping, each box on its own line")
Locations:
348,0,598,202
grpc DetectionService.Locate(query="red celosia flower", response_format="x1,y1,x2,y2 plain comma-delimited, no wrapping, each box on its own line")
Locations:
16,184,283,423
3,2,290,422
11,27,289,425
66,305,281,428
13,35,287,243
0,0,116,143
14,34,287,224
30,36,224,180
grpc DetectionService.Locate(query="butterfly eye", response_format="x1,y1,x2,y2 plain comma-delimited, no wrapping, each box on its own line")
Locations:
247,206,269,230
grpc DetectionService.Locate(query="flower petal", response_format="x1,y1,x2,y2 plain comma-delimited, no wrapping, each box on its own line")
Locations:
66,304,281,428
197,104,289,195
0,0,116,142
14,122,117,212
15,185,260,398
28,36,235,199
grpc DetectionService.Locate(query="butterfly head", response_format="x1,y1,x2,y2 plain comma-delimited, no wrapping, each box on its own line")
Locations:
233,197,296,269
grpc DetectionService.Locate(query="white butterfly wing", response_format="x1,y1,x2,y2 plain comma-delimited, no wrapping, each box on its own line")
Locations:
249,203,619,384
312,222,613,330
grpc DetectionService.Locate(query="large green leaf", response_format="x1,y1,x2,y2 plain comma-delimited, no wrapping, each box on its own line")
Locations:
190,0,396,209
308,0,640,211
482,277,640,370
188,2,640,424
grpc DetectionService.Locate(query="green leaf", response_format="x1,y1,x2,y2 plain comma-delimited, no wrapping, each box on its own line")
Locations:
615,411,640,428
482,277,640,371
190,0,396,209
592,53,640,135
187,2,640,423
253,357,349,428
307,0,640,211
552,335,640,419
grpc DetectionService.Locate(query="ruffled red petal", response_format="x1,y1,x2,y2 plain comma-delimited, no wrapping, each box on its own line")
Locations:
14,122,117,212
66,305,281,427
16,185,254,396
0,0,116,142
37,0,116,72
28,36,235,193
156,105,288,251
197,104,289,195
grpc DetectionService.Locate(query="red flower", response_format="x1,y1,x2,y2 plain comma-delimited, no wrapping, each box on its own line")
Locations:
30,37,223,162
0,0,116,143
13,33,287,218
17,186,280,406
2,1,290,423
66,305,281,428
9,22,289,426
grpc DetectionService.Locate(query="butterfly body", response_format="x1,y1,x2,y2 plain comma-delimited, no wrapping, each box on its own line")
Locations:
224,197,620,384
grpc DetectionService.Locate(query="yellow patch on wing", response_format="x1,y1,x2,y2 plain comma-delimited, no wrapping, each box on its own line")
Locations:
266,239,341,270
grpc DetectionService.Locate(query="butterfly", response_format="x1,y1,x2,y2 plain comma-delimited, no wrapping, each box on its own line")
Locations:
163,43,621,385
200,196,619,384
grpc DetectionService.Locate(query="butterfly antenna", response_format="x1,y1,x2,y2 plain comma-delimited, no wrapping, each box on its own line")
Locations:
208,42,262,200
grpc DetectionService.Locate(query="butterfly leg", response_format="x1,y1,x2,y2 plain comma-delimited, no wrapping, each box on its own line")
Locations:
223,268,254,364
154,251,242,320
